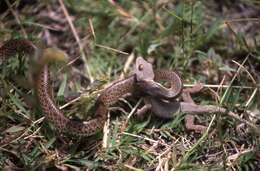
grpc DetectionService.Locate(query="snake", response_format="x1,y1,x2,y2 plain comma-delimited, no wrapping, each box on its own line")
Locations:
0,39,183,136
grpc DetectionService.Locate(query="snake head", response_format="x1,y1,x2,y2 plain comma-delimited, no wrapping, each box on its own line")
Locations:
41,48,69,64
31,48,68,69
134,57,154,81
30,48,69,79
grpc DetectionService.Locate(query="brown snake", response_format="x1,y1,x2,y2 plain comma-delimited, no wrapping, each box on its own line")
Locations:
0,39,183,136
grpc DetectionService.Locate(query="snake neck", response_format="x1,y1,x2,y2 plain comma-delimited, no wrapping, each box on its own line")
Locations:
36,65,69,128
98,75,137,106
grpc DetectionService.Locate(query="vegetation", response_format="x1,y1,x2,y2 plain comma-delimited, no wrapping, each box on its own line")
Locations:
0,0,259,170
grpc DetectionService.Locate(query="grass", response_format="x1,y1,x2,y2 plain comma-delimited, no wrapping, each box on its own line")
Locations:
0,0,259,170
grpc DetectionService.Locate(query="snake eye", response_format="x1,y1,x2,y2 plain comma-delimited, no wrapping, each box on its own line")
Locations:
138,64,143,71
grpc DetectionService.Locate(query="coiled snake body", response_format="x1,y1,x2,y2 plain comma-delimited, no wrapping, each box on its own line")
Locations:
0,39,182,136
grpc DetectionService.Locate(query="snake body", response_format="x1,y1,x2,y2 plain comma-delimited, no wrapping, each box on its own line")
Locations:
0,39,183,136
36,65,138,136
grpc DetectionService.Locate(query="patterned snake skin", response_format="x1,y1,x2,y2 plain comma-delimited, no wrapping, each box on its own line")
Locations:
0,39,183,136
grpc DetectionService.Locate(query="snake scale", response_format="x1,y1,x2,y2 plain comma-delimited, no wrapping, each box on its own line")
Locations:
0,39,183,136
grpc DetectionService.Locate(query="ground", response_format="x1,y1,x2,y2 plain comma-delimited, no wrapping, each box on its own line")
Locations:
0,0,259,170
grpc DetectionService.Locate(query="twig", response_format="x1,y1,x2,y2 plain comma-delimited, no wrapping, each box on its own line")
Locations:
88,18,96,39
183,84,259,89
4,0,28,38
220,56,249,104
57,56,81,73
227,149,254,166
225,21,250,51
122,132,170,147
232,60,257,84
102,111,110,149
120,99,142,133
123,164,142,171
24,21,61,31
120,52,135,79
95,43,129,55
108,0,134,19
225,18,260,23
231,59,258,107
59,96,81,110
246,88,258,107
58,0,93,81
227,111,260,134
176,115,216,168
